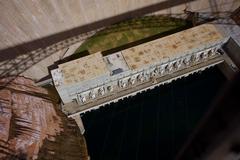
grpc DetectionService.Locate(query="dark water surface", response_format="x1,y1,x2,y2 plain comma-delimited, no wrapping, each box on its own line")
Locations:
82,67,226,160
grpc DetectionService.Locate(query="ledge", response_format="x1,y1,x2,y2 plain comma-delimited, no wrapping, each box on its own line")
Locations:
63,56,224,118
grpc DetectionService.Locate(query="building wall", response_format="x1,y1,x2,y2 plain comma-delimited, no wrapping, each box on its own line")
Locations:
58,45,222,104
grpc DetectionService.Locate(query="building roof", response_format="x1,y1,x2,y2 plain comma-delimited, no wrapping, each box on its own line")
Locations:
58,52,109,85
122,24,223,70
103,51,130,75
52,24,225,87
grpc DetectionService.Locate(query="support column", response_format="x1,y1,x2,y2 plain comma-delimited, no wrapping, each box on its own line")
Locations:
218,53,239,80
72,114,85,134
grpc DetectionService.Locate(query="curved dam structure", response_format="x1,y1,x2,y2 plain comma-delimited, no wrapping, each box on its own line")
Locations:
50,23,238,118
1,1,240,159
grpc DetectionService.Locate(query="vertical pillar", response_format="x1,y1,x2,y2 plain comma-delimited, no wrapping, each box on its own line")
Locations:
72,114,85,134
218,53,239,80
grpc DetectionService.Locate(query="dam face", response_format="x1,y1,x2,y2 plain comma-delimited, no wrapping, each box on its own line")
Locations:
1,0,239,81
2,0,239,50
81,66,226,160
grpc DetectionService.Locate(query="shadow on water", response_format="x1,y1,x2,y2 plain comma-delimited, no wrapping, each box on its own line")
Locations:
82,66,226,160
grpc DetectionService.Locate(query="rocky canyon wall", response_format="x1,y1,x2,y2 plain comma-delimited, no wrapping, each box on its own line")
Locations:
0,77,88,160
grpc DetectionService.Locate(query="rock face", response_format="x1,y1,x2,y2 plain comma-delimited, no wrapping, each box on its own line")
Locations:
0,77,62,159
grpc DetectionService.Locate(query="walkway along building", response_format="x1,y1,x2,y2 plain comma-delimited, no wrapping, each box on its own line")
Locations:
50,23,240,118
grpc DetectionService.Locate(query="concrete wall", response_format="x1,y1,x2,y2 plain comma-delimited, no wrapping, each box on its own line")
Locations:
0,0,239,50
0,0,239,81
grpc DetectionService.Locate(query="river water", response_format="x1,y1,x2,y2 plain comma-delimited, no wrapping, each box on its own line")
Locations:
82,66,226,160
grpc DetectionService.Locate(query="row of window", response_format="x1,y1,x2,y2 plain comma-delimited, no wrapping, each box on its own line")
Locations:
76,47,219,104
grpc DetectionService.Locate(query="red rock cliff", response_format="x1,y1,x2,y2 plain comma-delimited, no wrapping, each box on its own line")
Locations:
0,77,62,159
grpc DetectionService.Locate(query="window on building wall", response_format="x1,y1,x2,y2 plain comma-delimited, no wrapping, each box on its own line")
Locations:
112,68,123,75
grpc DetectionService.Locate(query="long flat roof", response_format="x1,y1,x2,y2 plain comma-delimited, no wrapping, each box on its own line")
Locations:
52,24,225,87
121,24,224,70
59,52,109,85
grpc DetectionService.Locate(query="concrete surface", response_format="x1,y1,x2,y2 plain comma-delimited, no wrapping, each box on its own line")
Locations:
0,0,238,50
63,55,224,117
0,0,239,81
